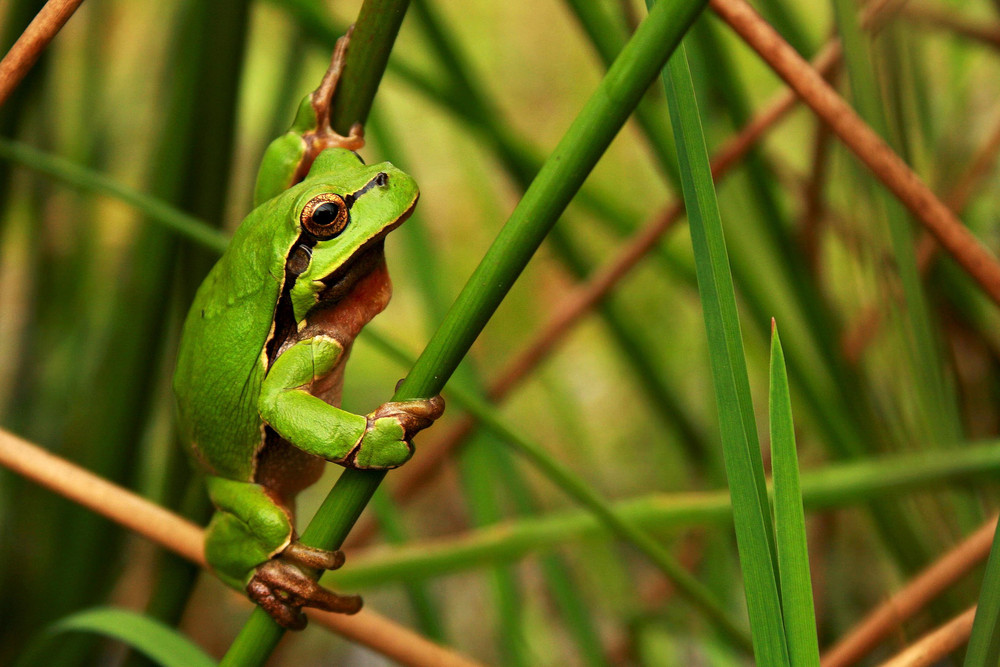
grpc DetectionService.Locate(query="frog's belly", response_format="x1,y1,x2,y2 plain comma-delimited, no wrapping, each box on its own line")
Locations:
253,434,326,508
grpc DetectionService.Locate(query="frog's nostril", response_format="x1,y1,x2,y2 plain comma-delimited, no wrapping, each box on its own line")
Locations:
374,172,388,187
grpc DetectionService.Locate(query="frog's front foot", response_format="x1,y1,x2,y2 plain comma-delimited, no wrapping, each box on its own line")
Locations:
347,395,445,469
247,546,362,630
370,395,445,439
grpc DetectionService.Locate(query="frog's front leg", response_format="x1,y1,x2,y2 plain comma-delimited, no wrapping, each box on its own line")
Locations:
203,476,360,630
258,335,444,469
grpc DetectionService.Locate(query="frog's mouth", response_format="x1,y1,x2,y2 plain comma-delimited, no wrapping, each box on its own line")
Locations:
314,238,388,307
314,195,417,306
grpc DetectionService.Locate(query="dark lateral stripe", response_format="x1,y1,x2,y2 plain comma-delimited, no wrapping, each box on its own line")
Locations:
344,172,388,209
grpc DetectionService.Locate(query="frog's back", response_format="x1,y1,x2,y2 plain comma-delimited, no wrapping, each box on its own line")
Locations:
174,201,291,481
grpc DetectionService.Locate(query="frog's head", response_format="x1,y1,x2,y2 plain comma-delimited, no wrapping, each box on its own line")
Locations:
285,148,419,321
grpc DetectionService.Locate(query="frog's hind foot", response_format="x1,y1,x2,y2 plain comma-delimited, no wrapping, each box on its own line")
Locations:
247,570,308,631
309,26,365,152
247,558,363,630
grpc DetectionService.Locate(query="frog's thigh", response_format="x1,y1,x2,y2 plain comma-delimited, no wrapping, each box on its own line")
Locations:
204,476,294,588
258,336,367,463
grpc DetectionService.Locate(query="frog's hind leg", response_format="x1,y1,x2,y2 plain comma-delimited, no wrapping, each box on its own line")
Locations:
203,476,361,630
203,476,295,590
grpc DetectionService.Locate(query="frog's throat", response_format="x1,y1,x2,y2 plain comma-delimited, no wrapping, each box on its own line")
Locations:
306,256,392,352
314,238,387,309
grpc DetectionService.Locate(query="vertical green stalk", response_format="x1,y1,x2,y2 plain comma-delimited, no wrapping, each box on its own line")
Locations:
129,0,252,649
0,1,56,659
0,0,46,226
17,2,252,665
831,0,963,455
831,0,973,580
328,0,411,135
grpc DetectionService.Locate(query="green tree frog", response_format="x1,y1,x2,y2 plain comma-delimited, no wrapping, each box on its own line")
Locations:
173,32,443,630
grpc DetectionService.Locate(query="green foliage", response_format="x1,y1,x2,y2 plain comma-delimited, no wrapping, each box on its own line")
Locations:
16,608,215,667
663,39,788,665
966,524,1000,665
3,0,1000,665
771,325,820,667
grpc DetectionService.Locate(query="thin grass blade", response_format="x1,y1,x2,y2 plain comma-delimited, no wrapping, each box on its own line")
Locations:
770,323,820,667
660,33,789,665
15,608,216,667
0,138,228,252
965,518,1000,666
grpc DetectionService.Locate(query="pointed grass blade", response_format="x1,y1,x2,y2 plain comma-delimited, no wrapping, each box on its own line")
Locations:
16,607,215,667
660,33,789,665
770,323,820,667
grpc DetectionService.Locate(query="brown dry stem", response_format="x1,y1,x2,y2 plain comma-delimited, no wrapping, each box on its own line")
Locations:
0,0,86,107
821,517,996,667
711,0,1000,307
0,428,483,667
878,605,977,667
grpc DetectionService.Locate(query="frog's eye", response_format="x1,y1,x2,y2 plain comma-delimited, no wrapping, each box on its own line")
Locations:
301,194,349,239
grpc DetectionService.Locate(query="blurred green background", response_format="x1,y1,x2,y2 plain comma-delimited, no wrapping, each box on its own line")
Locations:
3,0,1000,664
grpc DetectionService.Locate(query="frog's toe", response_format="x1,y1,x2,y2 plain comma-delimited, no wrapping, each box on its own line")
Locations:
283,541,346,571
248,558,362,630
247,572,307,630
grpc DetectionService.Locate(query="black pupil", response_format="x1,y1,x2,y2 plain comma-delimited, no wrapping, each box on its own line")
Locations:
312,201,340,226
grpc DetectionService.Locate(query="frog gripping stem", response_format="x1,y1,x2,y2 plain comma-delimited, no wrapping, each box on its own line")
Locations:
343,395,446,469
370,395,446,441
247,555,362,631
